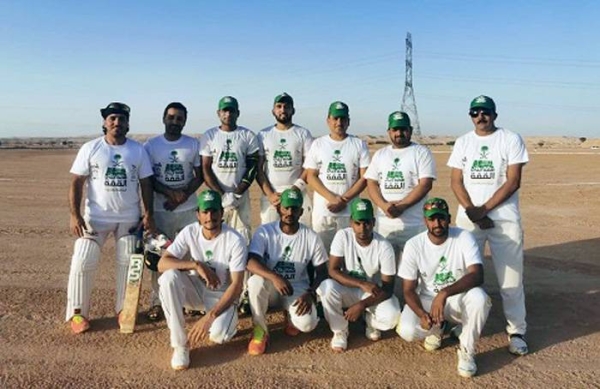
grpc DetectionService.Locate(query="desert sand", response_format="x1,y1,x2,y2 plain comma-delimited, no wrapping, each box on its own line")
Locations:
0,146,599,388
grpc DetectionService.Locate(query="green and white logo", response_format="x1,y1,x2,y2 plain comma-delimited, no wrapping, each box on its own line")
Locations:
326,150,347,182
105,154,127,188
470,145,495,180
272,138,293,170
217,138,238,170
348,256,367,281
384,157,405,191
274,246,295,280
433,256,456,292
165,150,184,182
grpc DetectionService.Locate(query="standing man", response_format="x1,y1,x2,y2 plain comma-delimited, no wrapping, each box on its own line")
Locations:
66,102,155,334
317,198,401,352
304,101,371,251
447,95,529,356
365,111,436,262
157,189,247,371
397,197,491,378
246,188,328,355
257,93,314,226
200,96,260,243
143,102,203,321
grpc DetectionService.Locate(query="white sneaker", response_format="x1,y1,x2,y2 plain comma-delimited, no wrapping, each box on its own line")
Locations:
331,330,349,352
171,346,190,371
456,347,477,378
423,334,442,351
365,325,381,341
508,334,529,356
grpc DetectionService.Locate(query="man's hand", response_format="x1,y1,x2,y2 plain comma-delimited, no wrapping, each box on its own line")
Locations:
359,281,383,298
474,216,495,230
344,301,365,322
429,290,448,325
188,313,216,347
222,192,240,209
419,312,433,331
268,192,281,207
163,189,188,211
197,263,221,290
70,214,86,237
141,214,157,235
292,292,313,316
272,275,293,296
327,196,347,213
466,205,488,223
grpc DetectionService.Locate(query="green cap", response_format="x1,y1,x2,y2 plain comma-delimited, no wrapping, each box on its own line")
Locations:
218,96,239,111
280,188,303,208
423,197,450,218
274,92,294,106
350,198,374,221
328,101,349,118
197,189,222,211
388,111,411,129
470,95,496,112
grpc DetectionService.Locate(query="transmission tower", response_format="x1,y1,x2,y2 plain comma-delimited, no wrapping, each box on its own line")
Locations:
401,32,421,136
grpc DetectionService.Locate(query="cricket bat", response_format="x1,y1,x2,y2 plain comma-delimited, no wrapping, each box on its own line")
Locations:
120,229,145,334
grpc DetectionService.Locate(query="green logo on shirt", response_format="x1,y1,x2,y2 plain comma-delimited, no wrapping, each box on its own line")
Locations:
165,150,185,182
470,146,495,180
384,157,405,190
326,150,347,182
272,138,293,170
217,138,238,170
105,154,127,188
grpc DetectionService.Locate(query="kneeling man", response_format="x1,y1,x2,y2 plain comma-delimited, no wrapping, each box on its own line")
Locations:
158,190,247,371
318,198,401,352
246,188,328,355
396,197,491,378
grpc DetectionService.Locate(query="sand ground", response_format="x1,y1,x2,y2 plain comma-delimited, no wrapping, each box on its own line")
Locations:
0,148,599,388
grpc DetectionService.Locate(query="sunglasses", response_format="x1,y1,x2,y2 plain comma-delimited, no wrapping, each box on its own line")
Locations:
423,200,448,211
106,103,131,113
469,108,492,118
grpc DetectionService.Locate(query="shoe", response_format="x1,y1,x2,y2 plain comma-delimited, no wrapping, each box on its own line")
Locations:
331,330,348,352
284,318,300,337
508,334,529,356
171,346,190,371
424,334,442,351
248,325,269,356
456,347,477,378
365,325,381,341
147,305,163,322
70,314,90,334
450,324,463,339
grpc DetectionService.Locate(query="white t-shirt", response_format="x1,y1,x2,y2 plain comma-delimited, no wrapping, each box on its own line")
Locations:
447,128,529,222
249,222,328,289
144,134,201,213
200,126,260,192
330,228,396,285
364,143,437,227
257,124,314,192
398,227,482,298
303,135,371,217
70,136,153,223
167,223,247,292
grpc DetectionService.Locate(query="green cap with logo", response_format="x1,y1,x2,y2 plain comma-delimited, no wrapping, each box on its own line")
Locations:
388,111,411,129
328,101,349,118
197,189,222,211
423,197,450,218
218,96,239,111
470,95,496,112
350,198,374,221
280,188,303,208
274,92,294,106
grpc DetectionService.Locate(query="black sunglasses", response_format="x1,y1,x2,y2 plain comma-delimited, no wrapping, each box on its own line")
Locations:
469,108,492,118
106,103,131,113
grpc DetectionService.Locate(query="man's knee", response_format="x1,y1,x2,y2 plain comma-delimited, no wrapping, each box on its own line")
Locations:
397,320,419,342
247,274,267,294
158,269,181,288
465,287,492,312
71,238,101,271
316,279,337,299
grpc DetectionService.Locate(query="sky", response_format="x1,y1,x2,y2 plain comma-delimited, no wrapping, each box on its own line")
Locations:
1,0,599,139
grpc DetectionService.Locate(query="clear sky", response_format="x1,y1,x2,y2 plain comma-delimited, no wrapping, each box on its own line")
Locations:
1,0,599,138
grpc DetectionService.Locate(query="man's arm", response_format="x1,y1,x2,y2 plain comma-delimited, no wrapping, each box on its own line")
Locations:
480,163,524,215
202,156,225,194
306,168,337,202
328,255,383,300
403,277,434,330
450,168,494,228
429,263,484,325
246,253,293,296
158,252,220,288
139,177,156,233
69,174,87,237
234,152,259,196
393,177,434,211
366,178,397,218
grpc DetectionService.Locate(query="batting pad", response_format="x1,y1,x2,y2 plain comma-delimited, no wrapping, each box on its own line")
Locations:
65,238,101,321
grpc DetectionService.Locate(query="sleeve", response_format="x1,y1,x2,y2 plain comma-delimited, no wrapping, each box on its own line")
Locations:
139,146,154,179
228,233,249,272
418,147,437,179
508,132,529,165
192,138,201,167
378,240,397,276
397,240,419,280
329,230,346,257
363,150,380,181
70,143,91,176
460,230,483,268
446,137,465,169
257,131,266,157
303,129,314,157
246,130,261,155
248,226,268,258
310,233,328,267
199,131,212,157
166,228,190,260
303,139,320,170
358,140,371,168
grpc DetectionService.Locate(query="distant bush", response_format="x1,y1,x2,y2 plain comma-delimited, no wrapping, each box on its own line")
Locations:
446,140,455,146
579,137,587,143
537,141,545,147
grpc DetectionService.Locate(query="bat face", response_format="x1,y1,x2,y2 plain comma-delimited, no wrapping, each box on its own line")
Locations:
119,254,145,334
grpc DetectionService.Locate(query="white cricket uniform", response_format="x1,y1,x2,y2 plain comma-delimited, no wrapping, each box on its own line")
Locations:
447,127,529,336
364,143,436,257
65,136,153,321
303,135,370,249
200,126,260,242
159,223,247,348
257,124,314,226
247,222,327,333
317,228,401,333
397,227,491,355
144,134,202,306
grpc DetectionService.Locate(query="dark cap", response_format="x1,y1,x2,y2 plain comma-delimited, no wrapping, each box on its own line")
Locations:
101,102,131,119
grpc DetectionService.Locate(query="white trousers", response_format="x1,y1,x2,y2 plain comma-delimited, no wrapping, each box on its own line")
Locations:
312,215,350,252
317,279,401,333
247,275,319,334
456,216,527,335
65,220,138,321
397,287,491,355
259,191,313,227
159,269,238,348
150,209,198,307
375,217,425,262
223,191,251,244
